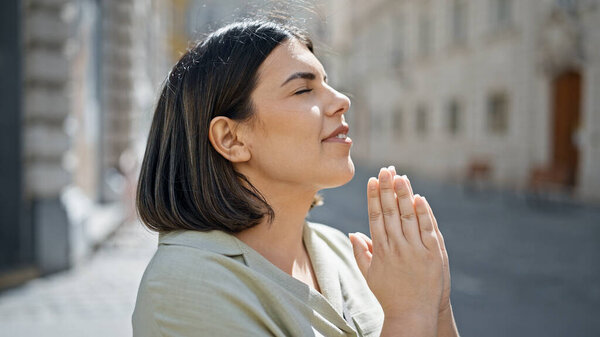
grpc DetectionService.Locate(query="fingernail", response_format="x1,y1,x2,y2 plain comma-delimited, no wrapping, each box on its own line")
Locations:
393,177,403,189
368,177,378,190
414,195,424,209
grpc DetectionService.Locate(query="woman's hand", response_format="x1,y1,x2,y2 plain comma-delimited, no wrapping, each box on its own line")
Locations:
349,167,450,335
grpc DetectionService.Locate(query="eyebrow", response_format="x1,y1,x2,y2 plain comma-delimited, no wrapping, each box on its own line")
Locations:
280,71,327,87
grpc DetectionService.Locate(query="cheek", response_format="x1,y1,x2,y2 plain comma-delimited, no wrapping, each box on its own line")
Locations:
254,113,322,169
269,124,321,162
266,105,321,149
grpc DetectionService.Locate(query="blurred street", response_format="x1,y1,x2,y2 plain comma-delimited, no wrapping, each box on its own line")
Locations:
0,162,598,337
0,221,157,337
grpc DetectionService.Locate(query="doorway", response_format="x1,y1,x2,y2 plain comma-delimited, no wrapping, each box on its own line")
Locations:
551,70,582,186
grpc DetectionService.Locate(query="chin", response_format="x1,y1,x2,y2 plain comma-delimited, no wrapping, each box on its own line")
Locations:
322,156,355,189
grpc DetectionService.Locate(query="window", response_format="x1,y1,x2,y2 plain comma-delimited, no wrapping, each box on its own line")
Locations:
418,13,432,57
487,93,509,134
416,105,428,135
491,0,512,30
451,0,467,45
447,100,462,135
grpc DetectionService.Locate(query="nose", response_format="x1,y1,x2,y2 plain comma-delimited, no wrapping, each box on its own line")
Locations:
325,86,351,117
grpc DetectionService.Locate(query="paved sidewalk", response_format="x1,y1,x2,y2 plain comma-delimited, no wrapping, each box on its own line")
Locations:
0,221,157,337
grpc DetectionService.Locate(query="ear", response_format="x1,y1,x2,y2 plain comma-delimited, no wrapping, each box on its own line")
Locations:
208,116,251,163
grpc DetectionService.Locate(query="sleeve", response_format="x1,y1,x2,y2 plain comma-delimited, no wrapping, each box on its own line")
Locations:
132,247,280,337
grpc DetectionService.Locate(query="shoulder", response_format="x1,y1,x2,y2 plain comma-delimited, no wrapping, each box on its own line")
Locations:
138,230,248,290
136,230,262,304
133,231,272,336
142,243,241,286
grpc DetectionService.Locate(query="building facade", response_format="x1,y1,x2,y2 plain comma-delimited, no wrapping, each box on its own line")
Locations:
0,0,171,289
329,0,600,201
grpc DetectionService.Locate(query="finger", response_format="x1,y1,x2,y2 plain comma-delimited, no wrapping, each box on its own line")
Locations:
426,199,448,259
415,195,439,251
394,176,422,247
388,166,399,205
378,168,405,245
404,174,414,197
387,165,396,177
387,166,399,205
356,232,373,254
367,177,388,250
349,233,373,279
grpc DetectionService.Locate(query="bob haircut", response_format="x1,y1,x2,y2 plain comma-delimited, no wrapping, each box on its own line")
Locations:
137,20,316,233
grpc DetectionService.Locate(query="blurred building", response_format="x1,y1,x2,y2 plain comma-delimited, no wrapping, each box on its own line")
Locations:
0,0,336,289
330,0,600,201
0,0,171,289
173,0,332,55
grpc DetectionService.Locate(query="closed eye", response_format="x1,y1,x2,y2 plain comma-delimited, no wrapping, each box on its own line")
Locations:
294,89,313,95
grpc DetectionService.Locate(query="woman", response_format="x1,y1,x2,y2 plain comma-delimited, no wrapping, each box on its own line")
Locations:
133,19,459,337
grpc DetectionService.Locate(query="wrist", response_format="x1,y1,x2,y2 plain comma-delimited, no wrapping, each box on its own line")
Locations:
436,303,460,337
438,303,454,320
382,312,438,337
384,305,439,324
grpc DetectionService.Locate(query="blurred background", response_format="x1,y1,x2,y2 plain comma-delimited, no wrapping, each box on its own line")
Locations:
1,0,599,336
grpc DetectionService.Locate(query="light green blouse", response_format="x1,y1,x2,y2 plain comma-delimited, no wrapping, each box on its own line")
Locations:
132,221,384,336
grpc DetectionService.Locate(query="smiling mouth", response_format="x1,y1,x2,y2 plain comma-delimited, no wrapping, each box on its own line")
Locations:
323,133,352,144
323,124,350,142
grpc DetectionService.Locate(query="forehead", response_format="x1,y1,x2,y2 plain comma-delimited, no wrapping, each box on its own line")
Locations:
256,39,324,84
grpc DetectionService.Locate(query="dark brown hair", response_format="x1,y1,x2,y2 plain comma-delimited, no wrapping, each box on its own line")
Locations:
136,20,314,233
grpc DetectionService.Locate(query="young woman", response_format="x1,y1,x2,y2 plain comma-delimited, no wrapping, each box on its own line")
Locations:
133,20,459,337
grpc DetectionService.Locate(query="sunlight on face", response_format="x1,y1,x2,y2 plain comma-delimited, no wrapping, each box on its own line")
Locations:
241,38,354,192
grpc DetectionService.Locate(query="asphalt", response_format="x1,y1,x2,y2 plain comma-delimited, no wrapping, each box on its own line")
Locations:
1,161,599,337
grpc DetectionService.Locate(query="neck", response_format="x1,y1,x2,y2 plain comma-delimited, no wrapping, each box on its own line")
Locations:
233,173,317,275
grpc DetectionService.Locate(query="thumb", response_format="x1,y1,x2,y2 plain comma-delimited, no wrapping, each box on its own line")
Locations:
349,233,372,279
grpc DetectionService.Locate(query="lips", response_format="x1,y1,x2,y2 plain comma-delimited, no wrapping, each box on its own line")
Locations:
323,124,350,141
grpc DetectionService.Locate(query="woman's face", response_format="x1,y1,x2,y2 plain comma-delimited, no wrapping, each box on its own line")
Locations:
240,38,354,191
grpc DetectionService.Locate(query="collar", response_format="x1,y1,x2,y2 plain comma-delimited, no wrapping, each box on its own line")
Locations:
158,228,244,257
158,223,353,333
157,223,344,313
